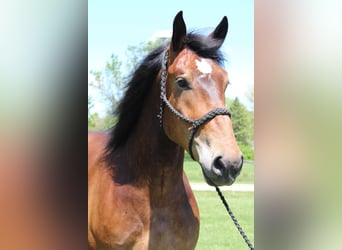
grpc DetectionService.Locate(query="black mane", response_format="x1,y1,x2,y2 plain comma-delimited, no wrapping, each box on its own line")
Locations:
105,32,225,159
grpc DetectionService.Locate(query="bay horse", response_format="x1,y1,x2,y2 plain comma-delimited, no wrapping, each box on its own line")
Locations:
88,11,243,250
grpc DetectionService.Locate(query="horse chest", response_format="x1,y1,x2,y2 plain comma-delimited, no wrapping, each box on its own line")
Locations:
148,205,199,250
91,196,199,250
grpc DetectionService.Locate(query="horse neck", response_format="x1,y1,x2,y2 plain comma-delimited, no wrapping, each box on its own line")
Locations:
121,77,185,200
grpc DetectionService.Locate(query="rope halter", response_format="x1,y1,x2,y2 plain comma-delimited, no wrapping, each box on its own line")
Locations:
158,50,232,160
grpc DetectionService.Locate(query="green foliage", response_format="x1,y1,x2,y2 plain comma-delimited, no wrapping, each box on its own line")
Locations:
88,112,99,130
88,96,96,129
89,54,124,115
89,38,166,130
226,97,254,160
88,112,116,131
238,143,254,160
230,97,251,145
88,96,93,116
125,38,167,71
225,97,234,108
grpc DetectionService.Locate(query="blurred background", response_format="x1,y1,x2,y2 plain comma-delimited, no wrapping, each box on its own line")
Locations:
255,0,342,249
1,0,342,249
88,2,254,249
0,0,87,249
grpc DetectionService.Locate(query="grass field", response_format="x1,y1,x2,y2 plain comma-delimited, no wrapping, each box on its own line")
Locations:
183,156,254,249
195,191,254,250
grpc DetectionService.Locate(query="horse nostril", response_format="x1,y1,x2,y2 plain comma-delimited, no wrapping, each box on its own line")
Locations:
213,156,226,176
212,155,243,178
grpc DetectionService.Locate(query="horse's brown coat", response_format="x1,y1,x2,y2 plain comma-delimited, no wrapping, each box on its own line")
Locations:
88,11,241,250
88,124,199,249
88,69,200,249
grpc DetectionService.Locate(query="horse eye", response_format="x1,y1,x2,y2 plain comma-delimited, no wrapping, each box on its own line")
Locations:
175,78,191,90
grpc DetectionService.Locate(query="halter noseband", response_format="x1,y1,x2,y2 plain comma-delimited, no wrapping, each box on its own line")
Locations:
158,50,232,160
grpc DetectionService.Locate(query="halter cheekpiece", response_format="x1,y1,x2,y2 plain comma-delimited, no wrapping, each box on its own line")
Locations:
158,50,232,160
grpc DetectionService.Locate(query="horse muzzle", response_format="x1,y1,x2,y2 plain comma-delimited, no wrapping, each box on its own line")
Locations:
201,154,243,186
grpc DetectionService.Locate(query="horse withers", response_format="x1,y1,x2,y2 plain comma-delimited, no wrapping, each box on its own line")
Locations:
88,11,243,250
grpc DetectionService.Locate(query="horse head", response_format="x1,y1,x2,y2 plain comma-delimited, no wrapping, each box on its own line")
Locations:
162,11,243,186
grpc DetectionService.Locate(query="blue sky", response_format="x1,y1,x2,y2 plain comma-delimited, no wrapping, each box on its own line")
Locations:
89,1,253,111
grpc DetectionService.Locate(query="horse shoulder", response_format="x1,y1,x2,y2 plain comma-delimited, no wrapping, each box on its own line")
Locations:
91,184,151,249
88,132,151,248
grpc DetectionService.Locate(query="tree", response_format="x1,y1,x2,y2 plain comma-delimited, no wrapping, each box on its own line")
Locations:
88,96,93,116
125,38,167,71
88,38,167,130
88,96,96,129
89,54,124,116
88,112,98,130
230,97,253,146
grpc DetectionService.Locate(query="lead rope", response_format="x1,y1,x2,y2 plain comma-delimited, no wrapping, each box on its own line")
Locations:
159,49,253,249
215,186,254,250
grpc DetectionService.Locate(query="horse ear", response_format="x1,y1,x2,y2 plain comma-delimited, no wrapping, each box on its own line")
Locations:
171,11,186,53
209,16,228,47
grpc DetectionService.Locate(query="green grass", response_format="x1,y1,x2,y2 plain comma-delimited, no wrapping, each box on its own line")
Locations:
182,155,254,249
194,191,254,250
183,159,254,184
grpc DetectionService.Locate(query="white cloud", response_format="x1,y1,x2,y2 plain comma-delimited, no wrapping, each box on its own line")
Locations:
149,30,172,41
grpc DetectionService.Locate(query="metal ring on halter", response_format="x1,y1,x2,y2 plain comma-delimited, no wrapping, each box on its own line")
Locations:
158,50,231,160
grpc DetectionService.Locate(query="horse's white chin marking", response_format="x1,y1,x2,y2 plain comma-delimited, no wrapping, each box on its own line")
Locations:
195,59,212,74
